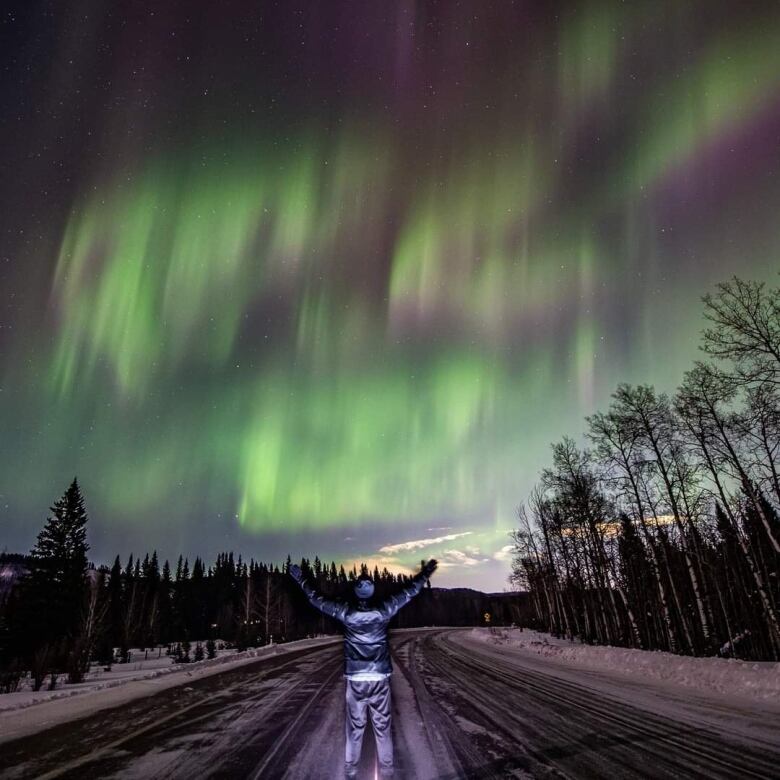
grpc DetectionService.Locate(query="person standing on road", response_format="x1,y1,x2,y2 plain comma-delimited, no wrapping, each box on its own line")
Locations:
288,558,438,780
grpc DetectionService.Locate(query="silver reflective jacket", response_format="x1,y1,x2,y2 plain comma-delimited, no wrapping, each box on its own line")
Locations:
299,576,426,676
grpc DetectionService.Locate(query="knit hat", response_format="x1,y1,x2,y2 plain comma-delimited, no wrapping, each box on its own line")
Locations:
354,577,375,599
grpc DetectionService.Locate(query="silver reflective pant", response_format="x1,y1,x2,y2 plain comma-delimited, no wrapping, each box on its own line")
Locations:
345,676,393,777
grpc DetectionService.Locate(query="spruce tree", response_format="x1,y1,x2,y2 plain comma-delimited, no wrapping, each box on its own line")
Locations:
18,478,90,673
32,478,89,591
160,559,173,644
108,555,123,650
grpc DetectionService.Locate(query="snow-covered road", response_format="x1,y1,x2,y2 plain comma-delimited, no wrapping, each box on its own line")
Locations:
1,628,778,779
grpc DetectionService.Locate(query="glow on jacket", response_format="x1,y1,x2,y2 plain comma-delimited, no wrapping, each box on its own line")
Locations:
298,576,427,677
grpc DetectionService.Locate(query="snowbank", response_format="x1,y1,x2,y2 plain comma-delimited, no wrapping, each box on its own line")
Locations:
467,628,780,703
0,636,339,718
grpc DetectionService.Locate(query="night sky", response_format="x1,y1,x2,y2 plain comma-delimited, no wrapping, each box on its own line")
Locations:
1,1,779,590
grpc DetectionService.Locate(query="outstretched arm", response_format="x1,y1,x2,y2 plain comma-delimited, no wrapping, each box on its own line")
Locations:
380,559,438,620
289,564,347,623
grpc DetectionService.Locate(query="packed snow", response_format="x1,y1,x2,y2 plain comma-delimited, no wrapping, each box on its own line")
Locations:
0,636,339,744
2,628,779,779
469,627,780,704
0,637,341,714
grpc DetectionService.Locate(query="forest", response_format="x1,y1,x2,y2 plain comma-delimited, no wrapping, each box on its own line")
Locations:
0,486,523,694
511,276,780,661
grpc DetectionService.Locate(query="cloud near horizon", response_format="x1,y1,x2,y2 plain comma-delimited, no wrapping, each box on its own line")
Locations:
338,528,515,589
492,545,514,562
437,549,488,568
378,531,473,555
337,556,415,577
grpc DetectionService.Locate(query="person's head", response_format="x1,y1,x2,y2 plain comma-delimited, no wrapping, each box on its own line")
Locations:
354,575,375,601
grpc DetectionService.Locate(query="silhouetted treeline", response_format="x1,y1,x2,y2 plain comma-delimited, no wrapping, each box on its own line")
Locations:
0,481,524,692
511,276,780,661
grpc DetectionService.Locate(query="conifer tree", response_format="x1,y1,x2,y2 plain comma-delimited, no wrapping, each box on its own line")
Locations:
124,554,134,582
108,555,123,650
17,478,91,675
159,559,173,644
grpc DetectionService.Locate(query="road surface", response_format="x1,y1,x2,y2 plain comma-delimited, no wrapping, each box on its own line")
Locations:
1,628,778,779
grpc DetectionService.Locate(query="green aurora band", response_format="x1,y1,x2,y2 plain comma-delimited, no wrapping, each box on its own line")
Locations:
47,135,561,530
2,0,780,583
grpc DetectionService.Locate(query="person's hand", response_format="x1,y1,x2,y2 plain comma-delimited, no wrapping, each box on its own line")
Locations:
421,559,438,579
289,563,303,583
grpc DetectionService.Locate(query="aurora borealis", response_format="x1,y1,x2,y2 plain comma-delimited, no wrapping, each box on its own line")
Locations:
1,2,779,590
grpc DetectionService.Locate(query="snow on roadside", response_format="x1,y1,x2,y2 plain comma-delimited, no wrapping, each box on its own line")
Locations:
0,636,339,715
467,628,780,704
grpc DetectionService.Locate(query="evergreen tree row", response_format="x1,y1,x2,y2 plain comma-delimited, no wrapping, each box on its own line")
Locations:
0,483,522,693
